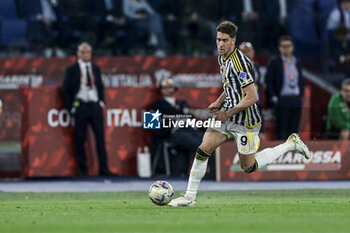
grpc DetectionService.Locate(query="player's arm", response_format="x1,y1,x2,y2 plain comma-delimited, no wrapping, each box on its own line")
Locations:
207,91,226,114
216,91,226,104
227,84,258,117
214,84,258,122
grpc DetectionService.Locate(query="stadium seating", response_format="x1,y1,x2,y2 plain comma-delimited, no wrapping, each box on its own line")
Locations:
0,0,19,20
0,20,27,46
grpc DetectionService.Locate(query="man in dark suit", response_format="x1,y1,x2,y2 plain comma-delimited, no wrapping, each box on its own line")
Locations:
153,79,203,153
61,42,110,176
330,25,350,78
266,35,304,140
152,79,205,176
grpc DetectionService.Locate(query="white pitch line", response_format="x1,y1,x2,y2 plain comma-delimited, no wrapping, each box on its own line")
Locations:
0,179,349,192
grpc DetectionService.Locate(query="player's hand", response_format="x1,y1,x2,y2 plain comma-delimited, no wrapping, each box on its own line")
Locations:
271,96,278,105
70,107,76,115
213,111,230,123
339,129,350,140
207,101,221,114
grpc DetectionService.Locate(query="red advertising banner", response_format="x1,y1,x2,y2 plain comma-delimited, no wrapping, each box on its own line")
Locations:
218,140,350,181
1,57,330,144
1,56,335,179
0,89,21,141
1,56,221,142
21,86,221,177
0,56,221,88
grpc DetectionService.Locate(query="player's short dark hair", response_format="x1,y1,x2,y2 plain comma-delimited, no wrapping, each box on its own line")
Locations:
342,79,350,88
216,21,238,38
278,35,293,46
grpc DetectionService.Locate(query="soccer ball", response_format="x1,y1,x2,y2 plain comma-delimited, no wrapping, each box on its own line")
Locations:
148,180,174,205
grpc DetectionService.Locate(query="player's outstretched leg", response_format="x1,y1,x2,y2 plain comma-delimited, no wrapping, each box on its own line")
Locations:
287,133,311,159
167,150,209,207
168,129,227,207
255,133,310,169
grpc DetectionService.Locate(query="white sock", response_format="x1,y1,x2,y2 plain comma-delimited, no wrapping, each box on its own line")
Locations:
184,158,208,200
255,141,293,168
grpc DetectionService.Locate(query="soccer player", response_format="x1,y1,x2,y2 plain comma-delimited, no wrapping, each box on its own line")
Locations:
168,21,311,207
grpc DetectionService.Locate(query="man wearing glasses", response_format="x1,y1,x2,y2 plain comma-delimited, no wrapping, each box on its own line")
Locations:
266,35,304,140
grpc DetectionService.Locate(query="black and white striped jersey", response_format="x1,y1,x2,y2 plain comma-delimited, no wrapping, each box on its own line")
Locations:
218,48,262,128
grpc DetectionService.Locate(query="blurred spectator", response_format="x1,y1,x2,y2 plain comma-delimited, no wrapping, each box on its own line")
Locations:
229,0,262,51
327,0,350,31
288,0,322,57
0,98,2,116
152,79,204,175
240,0,260,23
313,0,338,38
329,25,350,77
181,0,218,55
61,42,111,176
158,0,183,54
123,0,167,55
17,0,66,57
60,0,98,49
239,42,264,99
266,35,304,140
326,78,350,139
88,0,130,54
260,0,289,53
1,0,341,57
317,0,338,18
153,79,203,152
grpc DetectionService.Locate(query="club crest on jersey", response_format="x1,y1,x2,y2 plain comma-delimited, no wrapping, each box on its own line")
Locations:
239,71,247,81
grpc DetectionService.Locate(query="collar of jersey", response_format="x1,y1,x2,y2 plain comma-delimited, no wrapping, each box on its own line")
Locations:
223,48,237,63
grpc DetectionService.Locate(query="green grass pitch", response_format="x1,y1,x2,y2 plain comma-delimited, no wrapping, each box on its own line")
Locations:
0,190,349,233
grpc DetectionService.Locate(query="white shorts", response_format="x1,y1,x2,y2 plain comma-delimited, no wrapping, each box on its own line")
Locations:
211,120,261,155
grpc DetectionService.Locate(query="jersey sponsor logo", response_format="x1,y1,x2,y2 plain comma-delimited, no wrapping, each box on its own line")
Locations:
238,71,247,81
143,110,162,129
